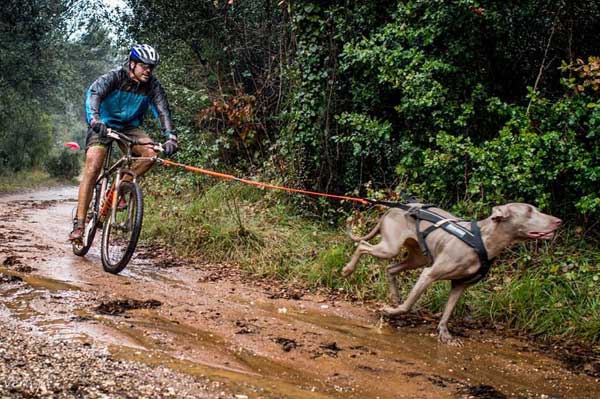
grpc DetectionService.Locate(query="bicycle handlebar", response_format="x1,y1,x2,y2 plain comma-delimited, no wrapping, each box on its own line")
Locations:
107,129,163,153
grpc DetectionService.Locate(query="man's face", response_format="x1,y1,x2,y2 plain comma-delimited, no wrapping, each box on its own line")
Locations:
130,61,154,82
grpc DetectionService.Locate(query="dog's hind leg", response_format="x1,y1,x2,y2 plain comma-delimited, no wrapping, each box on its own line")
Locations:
437,281,468,346
343,234,407,277
386,263,404,304
343,240,374,277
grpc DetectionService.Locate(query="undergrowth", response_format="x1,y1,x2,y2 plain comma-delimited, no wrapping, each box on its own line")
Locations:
142,171,600,345
0,169,73,194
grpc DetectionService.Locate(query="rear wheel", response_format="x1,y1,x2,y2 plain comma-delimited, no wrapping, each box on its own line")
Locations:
101,181,143,274
72,183,102,256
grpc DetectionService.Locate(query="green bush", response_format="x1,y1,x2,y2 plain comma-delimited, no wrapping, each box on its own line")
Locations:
398,91,600,220
45,149,80,180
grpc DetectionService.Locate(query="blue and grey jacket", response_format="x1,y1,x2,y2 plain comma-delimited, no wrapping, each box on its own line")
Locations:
85,66,175,135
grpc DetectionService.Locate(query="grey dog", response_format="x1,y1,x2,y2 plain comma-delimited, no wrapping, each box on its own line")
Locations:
343,203,562,345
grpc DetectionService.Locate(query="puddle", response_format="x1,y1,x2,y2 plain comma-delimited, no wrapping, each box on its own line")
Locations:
247,300,599,398
87,311,357,398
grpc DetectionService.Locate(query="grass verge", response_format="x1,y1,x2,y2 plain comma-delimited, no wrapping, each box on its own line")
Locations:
142,172,600,345
0,169,75,195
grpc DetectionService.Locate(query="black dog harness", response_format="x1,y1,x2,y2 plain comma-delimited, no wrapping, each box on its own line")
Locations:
370,200,491,285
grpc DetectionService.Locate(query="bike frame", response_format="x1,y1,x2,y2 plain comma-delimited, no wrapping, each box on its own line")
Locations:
94,130,163,228
74,128,164,267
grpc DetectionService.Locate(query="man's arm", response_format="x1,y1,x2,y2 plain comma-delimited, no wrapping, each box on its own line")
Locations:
86,69,121,124
149,80,175,135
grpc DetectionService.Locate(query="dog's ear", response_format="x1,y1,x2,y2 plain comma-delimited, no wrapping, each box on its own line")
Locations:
491,205,510,222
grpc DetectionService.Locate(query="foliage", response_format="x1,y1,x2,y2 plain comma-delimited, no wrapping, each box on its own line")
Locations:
567,56,600,93
117,0,599,223
45,149,81,180
0,0,117,173
121,0,290,172
337,0,600,221
0,169,67,194
282,1,390,193
403,91,600,218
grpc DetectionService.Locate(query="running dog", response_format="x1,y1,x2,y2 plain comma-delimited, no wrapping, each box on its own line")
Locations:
343,203,561,345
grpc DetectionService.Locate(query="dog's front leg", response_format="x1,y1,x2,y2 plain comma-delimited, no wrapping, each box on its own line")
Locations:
437,281,468,346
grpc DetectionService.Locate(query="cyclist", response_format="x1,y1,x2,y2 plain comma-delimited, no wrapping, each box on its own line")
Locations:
69,44,178,242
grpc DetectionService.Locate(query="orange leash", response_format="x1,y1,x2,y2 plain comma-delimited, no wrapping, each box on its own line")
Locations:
160,159,370,205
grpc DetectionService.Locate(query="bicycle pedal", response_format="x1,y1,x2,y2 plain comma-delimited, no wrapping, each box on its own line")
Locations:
69,237,83,245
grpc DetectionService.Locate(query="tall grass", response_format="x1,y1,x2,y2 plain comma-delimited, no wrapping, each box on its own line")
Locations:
142,172,600,344
0,169,72,194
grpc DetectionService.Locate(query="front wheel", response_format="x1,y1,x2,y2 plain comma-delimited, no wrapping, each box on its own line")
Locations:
101,181,143,274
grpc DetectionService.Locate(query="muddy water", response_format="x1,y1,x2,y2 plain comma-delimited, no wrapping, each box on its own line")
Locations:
1,186,599,398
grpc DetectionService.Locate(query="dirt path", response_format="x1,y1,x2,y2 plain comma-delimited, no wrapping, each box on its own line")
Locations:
1,186,598,398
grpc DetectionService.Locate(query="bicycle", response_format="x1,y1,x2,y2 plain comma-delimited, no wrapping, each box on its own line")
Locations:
72,129,163,274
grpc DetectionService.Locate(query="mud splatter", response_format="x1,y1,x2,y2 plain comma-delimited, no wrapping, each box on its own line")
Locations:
273,337,299,352
14,264,35,273
2,256,22,266
458,384,508,399
356,364,387,373
319,341,342,357
234,319,259,335
0,273,23,284
95,299,162,315
266,287,304,300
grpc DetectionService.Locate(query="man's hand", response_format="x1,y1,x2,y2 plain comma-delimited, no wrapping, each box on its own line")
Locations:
163,133,178,156
91,118,108,138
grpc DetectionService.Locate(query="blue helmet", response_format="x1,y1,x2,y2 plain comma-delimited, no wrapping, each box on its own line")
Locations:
129,44,160,65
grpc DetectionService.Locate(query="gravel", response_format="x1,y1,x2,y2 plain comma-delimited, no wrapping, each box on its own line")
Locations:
0,312,231,399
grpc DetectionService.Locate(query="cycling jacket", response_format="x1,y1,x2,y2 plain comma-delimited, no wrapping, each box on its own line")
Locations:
85,65,175,135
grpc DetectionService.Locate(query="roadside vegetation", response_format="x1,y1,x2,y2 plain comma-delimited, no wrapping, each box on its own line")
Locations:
0,169,76,195
0,1,115,179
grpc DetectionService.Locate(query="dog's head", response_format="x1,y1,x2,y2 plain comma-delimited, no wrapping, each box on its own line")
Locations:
490,203,562,240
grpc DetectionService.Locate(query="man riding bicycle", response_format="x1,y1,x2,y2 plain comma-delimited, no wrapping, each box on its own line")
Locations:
69,44,177,241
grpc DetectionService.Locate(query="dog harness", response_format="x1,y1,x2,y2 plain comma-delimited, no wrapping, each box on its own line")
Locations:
371,201,491,285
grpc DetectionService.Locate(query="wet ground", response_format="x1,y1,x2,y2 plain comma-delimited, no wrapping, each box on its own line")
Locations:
1,186,599,398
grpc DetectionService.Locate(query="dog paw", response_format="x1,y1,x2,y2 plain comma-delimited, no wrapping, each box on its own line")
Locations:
341,265,354,277
438,331,463,347
381,306,406,317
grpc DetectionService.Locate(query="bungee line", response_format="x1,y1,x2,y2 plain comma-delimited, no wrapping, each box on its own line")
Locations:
159,159,372,205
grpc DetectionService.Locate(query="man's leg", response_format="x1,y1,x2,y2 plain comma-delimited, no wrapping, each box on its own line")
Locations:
123,128,156,181
70,146,107,240
130,142,156,178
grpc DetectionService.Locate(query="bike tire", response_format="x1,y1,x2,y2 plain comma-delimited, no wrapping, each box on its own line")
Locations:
72,183,101,256
100,181,143,274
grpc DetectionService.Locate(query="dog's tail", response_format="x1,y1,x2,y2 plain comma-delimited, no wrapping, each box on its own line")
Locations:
346,217,383,242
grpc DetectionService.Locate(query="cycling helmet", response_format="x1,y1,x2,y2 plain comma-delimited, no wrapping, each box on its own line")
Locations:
129,44,160,65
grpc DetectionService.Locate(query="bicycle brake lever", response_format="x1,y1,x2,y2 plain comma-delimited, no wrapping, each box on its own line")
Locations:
106,130,119,140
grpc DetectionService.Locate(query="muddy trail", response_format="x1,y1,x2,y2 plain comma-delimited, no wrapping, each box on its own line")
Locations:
1,186,598,398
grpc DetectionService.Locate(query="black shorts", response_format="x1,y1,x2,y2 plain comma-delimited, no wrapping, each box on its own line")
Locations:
85,126,153,151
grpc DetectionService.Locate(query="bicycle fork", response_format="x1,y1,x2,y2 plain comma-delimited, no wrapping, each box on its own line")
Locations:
101,169,137,227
